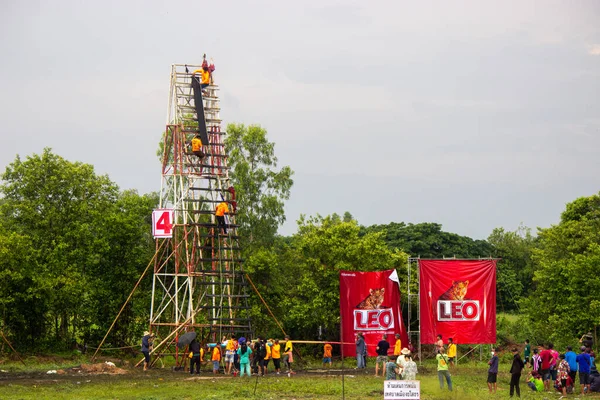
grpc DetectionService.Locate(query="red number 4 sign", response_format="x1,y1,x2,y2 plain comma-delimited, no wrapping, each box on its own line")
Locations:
152,209,174,238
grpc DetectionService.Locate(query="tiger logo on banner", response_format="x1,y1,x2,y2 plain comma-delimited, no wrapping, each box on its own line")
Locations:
340,270,407,357
419,260,497,344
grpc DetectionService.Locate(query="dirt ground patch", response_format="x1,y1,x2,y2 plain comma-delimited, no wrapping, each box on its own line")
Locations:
68,362,128,375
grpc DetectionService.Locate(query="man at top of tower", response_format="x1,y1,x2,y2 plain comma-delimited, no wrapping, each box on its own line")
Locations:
193,54,213,89
191,134,204,160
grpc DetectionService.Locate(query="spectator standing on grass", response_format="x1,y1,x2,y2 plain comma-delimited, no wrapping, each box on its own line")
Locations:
141,331,154,371
549,343,559,383
566,345,578,384
393,333,402,357
557,353,571,396
435,334,444,353
487,347,499,394
447,338,457,367
396,348,410,378
272,339,282,374
509,347,525,398
375,334,390,377
436,347,452,391
356,333,366,369
524,339,531,365
211,344,221,374
224,334,237,375
577,346,592,395
385,355,399,380
323,342,333,368
236,340,252,377
189,338,201,375
263,339,272,375
531,348,542,372
284,335,295,374
540,344,553,391
403,355,418,380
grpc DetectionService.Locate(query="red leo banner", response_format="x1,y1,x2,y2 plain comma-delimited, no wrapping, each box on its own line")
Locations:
340,270,407,357
419,259,497,344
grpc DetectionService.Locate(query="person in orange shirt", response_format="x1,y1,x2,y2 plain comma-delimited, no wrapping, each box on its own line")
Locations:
271,339,282,374
263,339,273,375
323,343,333,368
215,202,229,235
394,333,402,356
191,134,204,160
224,334,237,375
211,344,221,374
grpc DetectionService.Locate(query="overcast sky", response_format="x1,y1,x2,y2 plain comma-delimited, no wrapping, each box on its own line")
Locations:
1,0,598,240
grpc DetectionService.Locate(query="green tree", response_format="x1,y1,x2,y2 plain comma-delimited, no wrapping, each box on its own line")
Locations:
277,214,409,340
487,225,536,312
0,149,157,349
362,222,493,258
522,192,600,347
225,123,294,248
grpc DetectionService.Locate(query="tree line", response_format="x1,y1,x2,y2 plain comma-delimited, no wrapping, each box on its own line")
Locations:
0,124,598,352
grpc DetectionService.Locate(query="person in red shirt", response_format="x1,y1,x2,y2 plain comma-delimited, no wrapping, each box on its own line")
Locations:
539,344,554,391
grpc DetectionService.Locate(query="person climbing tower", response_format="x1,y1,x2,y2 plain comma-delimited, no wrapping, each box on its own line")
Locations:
191,134,204,160
215,201,229,235
226,186,237,212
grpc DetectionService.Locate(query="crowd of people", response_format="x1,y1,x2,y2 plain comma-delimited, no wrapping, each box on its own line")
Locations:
142,329,599,396
144,333,296,377
355,333,420,383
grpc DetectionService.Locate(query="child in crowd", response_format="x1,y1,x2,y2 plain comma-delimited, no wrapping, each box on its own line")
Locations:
323,342,333,368
385,355,399,380
527,371,544,392
211,343,221,374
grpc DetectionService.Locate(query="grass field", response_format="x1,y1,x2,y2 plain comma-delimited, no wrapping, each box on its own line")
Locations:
1,355,598,399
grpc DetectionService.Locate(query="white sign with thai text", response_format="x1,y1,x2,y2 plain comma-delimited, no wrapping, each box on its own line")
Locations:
384,380,420,400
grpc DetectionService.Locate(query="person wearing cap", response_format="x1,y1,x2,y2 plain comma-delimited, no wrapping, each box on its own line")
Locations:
393,333,402,357
141,331,154,371
577,346,592,395
509,347,525,397
447,338,457,367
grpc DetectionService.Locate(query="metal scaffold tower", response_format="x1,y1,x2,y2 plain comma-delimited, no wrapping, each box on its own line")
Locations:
150,64,252,365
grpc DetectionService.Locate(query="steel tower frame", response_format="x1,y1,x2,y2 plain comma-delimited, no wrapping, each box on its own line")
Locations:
149,64,252,366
